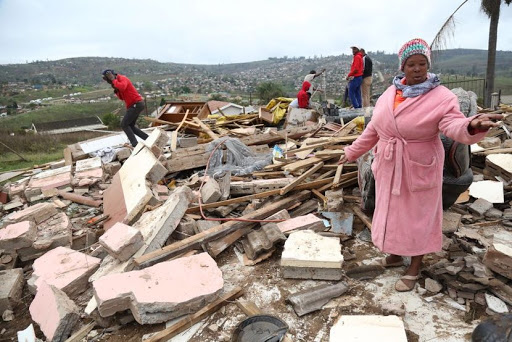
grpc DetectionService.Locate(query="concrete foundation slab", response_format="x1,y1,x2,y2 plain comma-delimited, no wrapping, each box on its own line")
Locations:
0,268,24,313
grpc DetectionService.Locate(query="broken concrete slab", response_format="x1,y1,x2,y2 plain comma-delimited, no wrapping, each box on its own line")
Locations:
442,211,462,234
281,230,343,280
99,222,143,261
92,252,223,324
171,216,197,240
3,202,58,225
325,189,344,212
90,187,193,281
28,246,101,297
29,282,79,342
0,268,24,313
484,243,512,280
329,315,408,342
485,293,509,314
276,214,325,234
103,161,121,178
75,157,103,180
27,166,72,193
17,212,72,262
287,282,349,316
0,221,36,250
103,146,168,230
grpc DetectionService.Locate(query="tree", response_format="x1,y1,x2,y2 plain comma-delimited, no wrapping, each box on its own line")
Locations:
481,0,511,106
256,81,285,104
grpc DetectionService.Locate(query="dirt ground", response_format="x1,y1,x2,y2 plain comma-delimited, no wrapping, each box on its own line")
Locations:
1,217,491,342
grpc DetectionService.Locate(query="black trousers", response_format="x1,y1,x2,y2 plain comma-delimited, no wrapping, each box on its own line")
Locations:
121,101,148,147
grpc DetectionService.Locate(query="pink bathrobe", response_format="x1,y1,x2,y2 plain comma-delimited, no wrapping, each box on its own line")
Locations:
344,85,487,256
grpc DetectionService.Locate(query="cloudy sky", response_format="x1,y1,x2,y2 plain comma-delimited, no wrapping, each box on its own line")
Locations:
1,0,511,65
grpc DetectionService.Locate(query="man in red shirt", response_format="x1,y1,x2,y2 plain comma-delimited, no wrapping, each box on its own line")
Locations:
345,46,364,108
102,70,148,147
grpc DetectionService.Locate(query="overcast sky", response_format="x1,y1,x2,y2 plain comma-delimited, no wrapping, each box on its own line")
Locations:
1,0,511,65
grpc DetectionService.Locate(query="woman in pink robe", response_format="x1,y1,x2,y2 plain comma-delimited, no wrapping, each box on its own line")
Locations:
339,38,502,292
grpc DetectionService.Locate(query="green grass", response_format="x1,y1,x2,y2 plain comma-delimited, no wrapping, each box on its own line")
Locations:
1,101,121,131
0,151,65,173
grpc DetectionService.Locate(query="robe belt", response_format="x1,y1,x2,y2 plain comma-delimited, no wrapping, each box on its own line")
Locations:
382,136,438,196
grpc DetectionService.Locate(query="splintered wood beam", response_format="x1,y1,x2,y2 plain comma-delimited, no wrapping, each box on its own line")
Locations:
193,117,219,140
280,162,324,195
352,205,372,230
135,191,311,268
186,177,334,213
146,287,243,342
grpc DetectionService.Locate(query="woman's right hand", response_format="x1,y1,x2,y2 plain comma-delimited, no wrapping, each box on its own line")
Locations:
338,155,348,165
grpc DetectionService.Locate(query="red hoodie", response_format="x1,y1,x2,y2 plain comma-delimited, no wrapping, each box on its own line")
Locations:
347,52,363,77
297,81,311,108
112,74,143,108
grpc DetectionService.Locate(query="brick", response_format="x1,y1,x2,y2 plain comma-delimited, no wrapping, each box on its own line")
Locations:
468,198,493,217
29,282,79,342
0,268,24,313
276,214,325,234
0,221,36,250
4,202,58,225
28,246,101,298
99,222,143,261
200,177,221,204
281,230,343,280
442,211,461,234
92,253,223,324
330,315,407,341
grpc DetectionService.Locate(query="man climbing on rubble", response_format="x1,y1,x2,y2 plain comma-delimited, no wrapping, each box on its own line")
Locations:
346,46,364,108
102,69,148,147
304,69,325,100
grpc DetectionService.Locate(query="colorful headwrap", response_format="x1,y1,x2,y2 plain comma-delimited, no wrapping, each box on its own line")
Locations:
398,38,431,71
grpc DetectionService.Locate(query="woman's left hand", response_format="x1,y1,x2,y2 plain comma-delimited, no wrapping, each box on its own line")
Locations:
469,114,504,130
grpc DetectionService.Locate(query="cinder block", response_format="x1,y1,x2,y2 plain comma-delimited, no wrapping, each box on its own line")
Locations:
200,177,221,204
281,230,343,280
99,222,143,261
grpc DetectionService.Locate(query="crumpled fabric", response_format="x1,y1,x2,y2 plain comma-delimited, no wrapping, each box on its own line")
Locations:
89,147,121,163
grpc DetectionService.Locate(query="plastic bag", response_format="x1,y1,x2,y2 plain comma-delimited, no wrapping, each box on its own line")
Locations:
205,137,272,177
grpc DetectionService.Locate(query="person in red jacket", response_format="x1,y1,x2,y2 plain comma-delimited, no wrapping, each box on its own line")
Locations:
297,81,311,108
345,46,364,108
102,69,148,147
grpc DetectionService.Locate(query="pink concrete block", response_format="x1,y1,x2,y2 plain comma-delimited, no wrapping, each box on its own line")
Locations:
99,222,143,261
29,282,79,342
93,252,223,324
28,172,71,191
0,221,36,250
28,246,101,298
75,168,103,179
5,202,58,225
276,214,325,233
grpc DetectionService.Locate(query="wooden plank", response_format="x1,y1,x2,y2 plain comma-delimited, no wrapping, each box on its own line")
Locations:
170,130,178,152
135,191,311,269
146,287,243,342
176,109,190,132
333,164,344,187
186,177,334,213
283,157,327,173
312,189,327,206
352,206,372,230
285,136,358,154
332,120,358,137
280,162,324,195
317,170,336,180
193,117,219,140
64,322,95,342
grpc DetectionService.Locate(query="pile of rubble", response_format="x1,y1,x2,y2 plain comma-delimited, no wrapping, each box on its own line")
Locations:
0,101,512,341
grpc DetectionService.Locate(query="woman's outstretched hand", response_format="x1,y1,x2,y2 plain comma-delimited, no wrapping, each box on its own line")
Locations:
470,113,504,130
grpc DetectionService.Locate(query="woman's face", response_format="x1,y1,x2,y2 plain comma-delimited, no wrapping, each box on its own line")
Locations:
403,54,428,85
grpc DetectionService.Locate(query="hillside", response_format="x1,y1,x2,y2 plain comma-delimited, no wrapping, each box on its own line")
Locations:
1,49,512,86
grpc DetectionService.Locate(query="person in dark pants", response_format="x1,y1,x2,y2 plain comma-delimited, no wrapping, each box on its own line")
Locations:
345,46,364,108
102,69,148,147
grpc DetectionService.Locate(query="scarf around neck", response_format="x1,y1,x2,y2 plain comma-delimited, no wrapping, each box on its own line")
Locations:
393,72,440,98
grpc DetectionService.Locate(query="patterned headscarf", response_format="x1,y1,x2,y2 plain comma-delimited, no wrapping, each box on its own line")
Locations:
398,38,431,71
